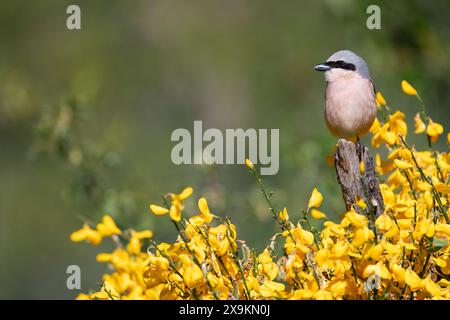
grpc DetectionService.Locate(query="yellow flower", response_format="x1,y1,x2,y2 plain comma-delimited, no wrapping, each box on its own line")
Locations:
207,274,229,299
290,226,314,246
381,129,397,145
424,277,444,297
96,215,121,237
369,118,380,134
447,133,450,144
329,280,348,298
379,184,396,208
355,198,367,210
127,236,141,255
435,223,450,237
401,80,417,96
405,269,423,291
375,214,393,231
185,217,205,239
352,227,371,248
245,158,254,170
172,187,193,202
367,243,383,260
436,183,450,194
389,111,408,138
414,113,426,134
391,264,406,285
313,290,333,300
76,293,91,300
387,169,408,188
369,117,380,134
438,278,450,287
293,289,314,299
169,203,182,221
323,221,346,237
345,210,368,228
169,187,193,221
363,262,391,280
148,256,170,271
316,248,329,268
371,121,399,147
102,280,121,299
149,204,169,215
279,207,289,222
197,197,216,223
150,187,193,221
375,91,387,107
426,119,444,143
208,224,232,256
70,223,102,245
331,239,349,258
359,161,365,175
284,225,314,254
310,208,326,219
145,284,166,300
375,154,394,175
382,240,402,255
433,257,447,269
90,291,111,300
259,280,285,298
394,159,413,170
258,249,279,280
96,252,113,262
127,230,153,255
308,188,323,210
134,230,153,239
413,219,435,241
70,225,88,242
182,260,204,288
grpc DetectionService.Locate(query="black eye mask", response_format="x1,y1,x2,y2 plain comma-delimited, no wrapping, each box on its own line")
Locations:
325,60,356,71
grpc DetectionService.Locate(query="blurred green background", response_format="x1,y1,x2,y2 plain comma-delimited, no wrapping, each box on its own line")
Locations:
1,0,450,299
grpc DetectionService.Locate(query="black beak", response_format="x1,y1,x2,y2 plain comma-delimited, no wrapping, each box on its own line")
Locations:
314,63,331,72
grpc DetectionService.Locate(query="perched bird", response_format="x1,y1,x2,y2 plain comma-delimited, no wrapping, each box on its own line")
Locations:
314,50,377,141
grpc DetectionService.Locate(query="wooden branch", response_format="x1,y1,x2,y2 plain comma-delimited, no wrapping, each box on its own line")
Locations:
335,139,384,218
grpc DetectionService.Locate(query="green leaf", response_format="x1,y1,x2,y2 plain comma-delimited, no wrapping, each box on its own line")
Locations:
426,237,449,253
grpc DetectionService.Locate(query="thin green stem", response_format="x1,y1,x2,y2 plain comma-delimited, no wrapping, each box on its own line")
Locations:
419,253,431,278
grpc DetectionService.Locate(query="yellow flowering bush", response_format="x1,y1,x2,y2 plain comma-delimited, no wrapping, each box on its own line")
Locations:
72,81,450,300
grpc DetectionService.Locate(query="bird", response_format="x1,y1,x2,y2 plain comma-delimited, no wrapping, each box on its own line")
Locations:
314,50,377,142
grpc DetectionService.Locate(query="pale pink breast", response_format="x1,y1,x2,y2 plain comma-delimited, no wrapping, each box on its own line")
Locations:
324,75,377,139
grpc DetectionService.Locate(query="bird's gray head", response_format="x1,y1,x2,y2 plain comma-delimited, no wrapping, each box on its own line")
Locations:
314,50,371,80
